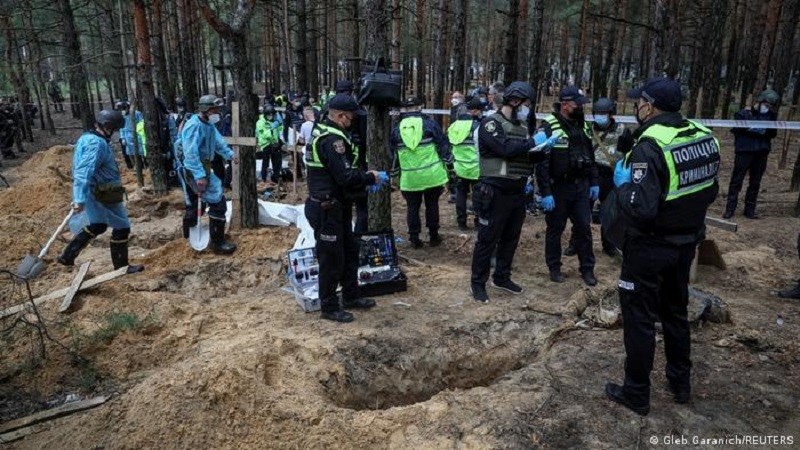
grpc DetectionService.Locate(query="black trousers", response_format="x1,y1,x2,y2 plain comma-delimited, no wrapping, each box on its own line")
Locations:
618,236,695,405
305,199,360,312
354,196,369,234
401,186,444,235
545,179,595,273
725,151,769,215
569,169,615,252
471,183,526,285
455,177,477,226
257,145,283,182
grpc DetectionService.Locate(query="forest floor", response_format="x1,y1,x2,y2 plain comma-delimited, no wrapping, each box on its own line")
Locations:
0,113,798,449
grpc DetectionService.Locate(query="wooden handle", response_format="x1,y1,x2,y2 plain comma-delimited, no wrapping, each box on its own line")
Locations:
38,209,75,258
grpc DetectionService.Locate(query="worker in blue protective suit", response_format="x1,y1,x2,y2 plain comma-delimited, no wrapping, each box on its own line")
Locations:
57,110,144,274
114,100,146,169
177,94,238,254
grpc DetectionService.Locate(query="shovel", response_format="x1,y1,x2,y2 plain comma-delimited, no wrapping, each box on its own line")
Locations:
17,209,75,279
189,193,210,251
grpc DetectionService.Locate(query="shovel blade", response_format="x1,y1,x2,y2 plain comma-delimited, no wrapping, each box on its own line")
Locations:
189,223,210,251
17,254,40,278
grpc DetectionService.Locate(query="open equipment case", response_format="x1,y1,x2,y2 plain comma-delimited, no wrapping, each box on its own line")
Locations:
286,229,407,312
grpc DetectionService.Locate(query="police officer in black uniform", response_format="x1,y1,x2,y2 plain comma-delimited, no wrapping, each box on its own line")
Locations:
605,78,720,415
470,81,552,303
330,80,370,233
305,94,388,323
536,86,599,286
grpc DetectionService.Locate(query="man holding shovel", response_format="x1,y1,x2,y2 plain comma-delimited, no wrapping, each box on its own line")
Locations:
178,94,238,254
57,110,144,273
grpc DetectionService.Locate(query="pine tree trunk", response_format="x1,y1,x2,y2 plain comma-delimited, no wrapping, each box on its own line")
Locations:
306,0,319,98
772,0,800,100
452,0,467,91
720,0,743,118
132,0,166,194
177,0,199,107
752,0,783,97
528,0,545,93
739,2,767,106
432,0,447,115
56,0,94,129
152,0,175,106
295,0,309,93
517,0,528,81
23,3,55,135
364,0,393,232
502,0,519,86
415,0,426,97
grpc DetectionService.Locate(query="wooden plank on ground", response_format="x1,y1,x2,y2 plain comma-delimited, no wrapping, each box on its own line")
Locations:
0,396,108,435
0,424,36,443
58,261,91,313
0,266,128,319
705,216,738,233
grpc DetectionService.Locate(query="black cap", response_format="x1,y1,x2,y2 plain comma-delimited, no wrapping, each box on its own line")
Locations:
627,77,682,112
401,96,424,107
327,94,359,112
466,97,484,110
559,86,589,104
335,80,354,93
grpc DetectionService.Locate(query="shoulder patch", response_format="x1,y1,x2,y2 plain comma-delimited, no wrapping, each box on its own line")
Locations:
632,162,648,184
333,140,346,154
484,121,497,133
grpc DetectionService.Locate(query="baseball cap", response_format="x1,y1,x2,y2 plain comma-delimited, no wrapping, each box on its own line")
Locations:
327,94,359,112
335,80,355,93
627,77,682,112
559,86,590,105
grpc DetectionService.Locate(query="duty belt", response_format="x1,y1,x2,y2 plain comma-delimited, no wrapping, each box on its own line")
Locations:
309,196,339,209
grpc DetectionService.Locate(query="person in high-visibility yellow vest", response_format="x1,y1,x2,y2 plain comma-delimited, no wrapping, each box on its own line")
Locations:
114,100,147,168
447,97,483,229
605,77,720,416
255,103,284,182
389,96,454,248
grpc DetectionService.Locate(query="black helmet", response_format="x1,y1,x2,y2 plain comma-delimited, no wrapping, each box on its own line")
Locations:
756,89,780,106
114,100,130,111
592,97,616,114
95,109,124,131
198,94,224,112
175,97,187,108
503,81,534,103
263,104,276,115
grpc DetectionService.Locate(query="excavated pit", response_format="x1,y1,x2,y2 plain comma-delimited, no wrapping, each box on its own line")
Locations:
323,314,564,410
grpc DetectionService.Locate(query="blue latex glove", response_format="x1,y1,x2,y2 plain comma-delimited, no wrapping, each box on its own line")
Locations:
377,171,390,184
524,182,534,195
532,131,547,146
541,195,555,212
367,184,380,194
589,185,599,201
613,160,632,187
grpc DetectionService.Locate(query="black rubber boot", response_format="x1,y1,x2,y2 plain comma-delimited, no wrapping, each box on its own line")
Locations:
429,229,442,247
57,231,94,266
778,282,800,299
210,218,236,255
110,241,144,274
342,297,376,309
320,310,354,323
744,203,759,219
605,383,649,416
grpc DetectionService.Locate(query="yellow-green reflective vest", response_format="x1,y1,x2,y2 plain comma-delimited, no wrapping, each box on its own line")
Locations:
255,115,282,148
448,119,479,180
633,120,720,202
479,112,531,180
306,123,356,169
396,116,448,191
135,120,147,156
544,114,591,153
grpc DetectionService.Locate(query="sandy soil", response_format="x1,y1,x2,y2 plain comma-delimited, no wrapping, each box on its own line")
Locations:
0,114,798,449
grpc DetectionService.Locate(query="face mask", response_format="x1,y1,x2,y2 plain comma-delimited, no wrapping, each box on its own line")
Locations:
208,114,221,124
451,98,462,106
635,104,646,125
594,115,609,127
480,97,487,105
178,107,185,113
516,105,530,122
266,115,274,121
759,104,770,114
